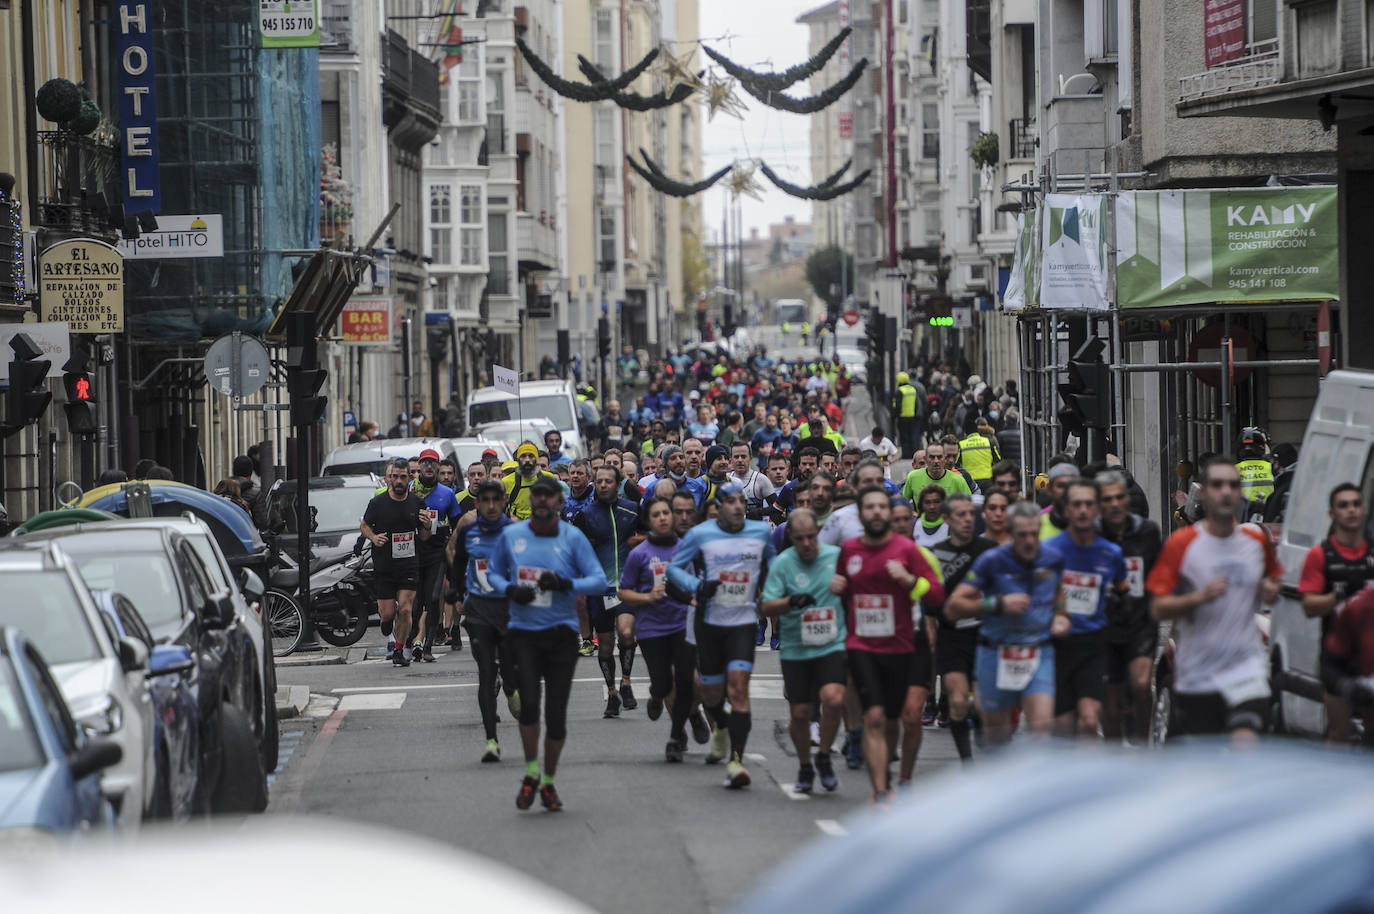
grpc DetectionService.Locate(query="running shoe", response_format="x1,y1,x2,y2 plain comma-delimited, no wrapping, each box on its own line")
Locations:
815,752,839,791
896,777,914,790
794,765,815,794
451,629,463,651
507,690,521,719
665,738,686,763
689,710,711,744
770,635,780,652
539,783,563,812
392,648,410,667
386,638,396,655
443,630,455,646
936,710,949,728
646,694,664,721
724,756,751,789
421,647,436,663
481,739,500,763
755,620,766,647
870,789,894,808
412,643,424,662
705,726,729,764
603,691,621,719
620,682,638,710
844,728,864,769
579,638,596,657
922,707,936,726
516,776,539,810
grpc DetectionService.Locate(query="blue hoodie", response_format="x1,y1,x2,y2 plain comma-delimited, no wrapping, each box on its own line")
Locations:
488,520,608,632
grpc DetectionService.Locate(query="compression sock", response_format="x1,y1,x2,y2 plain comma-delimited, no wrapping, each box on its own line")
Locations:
598,655,616,690
619,645,637,679
950,718,973,761
381,616,393,637
706,701,729,731
525,760,540,779
728,710,751,756
540,773,555,786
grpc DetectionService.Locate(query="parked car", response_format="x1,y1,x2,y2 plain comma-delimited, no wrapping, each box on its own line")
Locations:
7,526,269,813
447,436,514,468
469,419,563,458
0,543,154,826
0,628,122,836
319,437,457,477
467,379,589,458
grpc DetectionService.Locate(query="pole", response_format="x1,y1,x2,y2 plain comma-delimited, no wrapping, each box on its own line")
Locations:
401,314,412,431
884,0,897,268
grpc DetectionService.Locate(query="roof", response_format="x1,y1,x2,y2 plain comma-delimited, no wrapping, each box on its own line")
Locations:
796,0,841,24
321,438,455,459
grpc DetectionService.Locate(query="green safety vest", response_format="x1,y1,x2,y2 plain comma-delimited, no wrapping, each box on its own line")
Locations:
959,432,995,481
1237,458,1274,501
897,384,918,418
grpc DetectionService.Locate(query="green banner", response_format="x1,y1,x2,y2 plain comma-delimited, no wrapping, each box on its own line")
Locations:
1115,186,1337,309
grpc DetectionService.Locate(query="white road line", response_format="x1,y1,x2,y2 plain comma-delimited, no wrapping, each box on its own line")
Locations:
333,674,787,694
815,819,848,836
338,692,408,711
779,784,810,801
745,752,767,764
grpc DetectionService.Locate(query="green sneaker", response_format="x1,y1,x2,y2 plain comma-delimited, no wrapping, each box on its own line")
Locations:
578,638,596,657
705,726,729,765
481,738,500,763
507,690,521,718
724,755,751,789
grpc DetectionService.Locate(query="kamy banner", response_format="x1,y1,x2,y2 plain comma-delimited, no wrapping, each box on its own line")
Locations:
1116,186,1337,309
1038,194,1109,311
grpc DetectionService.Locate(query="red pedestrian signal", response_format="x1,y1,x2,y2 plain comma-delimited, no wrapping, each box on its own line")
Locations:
75,377,90,400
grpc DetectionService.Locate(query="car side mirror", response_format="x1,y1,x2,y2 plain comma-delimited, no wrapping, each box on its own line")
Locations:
117,636,149,674
203,593,236,630
69,738,123,781
147,644,195,677
238,569,265,602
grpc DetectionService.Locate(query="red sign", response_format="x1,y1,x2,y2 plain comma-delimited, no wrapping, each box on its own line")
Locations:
75,377,90,400
842,308,860,327
1188,321,1257,388
341,296,393,344
838,112,853,139
1204,0,1247,68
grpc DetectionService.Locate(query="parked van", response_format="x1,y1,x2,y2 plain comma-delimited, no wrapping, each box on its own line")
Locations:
466,379,586,459
319,438,457,477
1268,370,1374,737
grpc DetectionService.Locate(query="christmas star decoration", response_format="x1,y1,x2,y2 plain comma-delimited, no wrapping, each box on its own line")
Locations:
728,161,764,201
655,44,703,97
706,73,746,121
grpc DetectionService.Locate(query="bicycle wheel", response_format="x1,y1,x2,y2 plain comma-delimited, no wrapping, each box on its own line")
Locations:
266,589,305,657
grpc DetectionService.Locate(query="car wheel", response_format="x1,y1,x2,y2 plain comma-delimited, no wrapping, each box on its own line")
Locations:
266,589,305,657
148,745,173,820
258,666,279,774
211,704,268,814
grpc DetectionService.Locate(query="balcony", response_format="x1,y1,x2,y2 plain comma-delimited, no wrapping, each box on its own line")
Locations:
1178,38,1280,102
1008,117,1036,160
33,131,121,236
382,29,441,145
517,211,557,273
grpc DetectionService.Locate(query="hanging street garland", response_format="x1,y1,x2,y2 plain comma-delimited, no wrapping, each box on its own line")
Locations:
575,47,659,93
701,26,851,93
815,158,852,190
727,161,765,201
518,38,696,110
626,152,732,197
759,161,871,201
730,58,868,114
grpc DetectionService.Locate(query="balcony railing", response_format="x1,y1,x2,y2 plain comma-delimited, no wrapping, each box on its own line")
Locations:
34,131,120,234
1009,117,1037,159
1178,38,1280,101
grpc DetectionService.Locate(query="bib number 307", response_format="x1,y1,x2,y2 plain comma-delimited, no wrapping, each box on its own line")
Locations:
996,645,1040,691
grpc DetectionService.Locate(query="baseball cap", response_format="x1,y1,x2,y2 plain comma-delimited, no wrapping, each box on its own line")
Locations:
529,475,562,496
481,448,498,458
418,448,441,462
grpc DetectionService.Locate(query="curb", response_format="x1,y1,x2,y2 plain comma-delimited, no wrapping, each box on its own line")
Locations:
274,684,310,719
276,652,348,668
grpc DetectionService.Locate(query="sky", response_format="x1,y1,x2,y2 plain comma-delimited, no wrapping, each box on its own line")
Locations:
696,0,817,244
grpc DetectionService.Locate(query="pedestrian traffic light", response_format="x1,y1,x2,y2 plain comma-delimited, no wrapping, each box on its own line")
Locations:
4,332,51,437
597,317,610,360
1058,337,1111,429
286,311,328,427
62,344,97,436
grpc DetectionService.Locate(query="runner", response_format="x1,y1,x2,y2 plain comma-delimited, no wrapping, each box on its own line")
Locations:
830,487,945,802
412,448,466,662
1146,458,1281,742
1047,477,1126,739
618,497,695,761
455,461,488,515
928,493,996,761
504,441,560,520
982,490,1012,545
1096,470,1163,744
572,465,645,717
730,441,777,521
668,484,776,788
900,442,971,502
361,458,432,667
487,476,608,811
820,459,889,546
945,501,1071,746
561,459,595,519
760,508,846,793
448,479,520,762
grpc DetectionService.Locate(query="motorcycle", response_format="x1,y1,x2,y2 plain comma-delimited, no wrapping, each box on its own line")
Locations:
266,546,375,656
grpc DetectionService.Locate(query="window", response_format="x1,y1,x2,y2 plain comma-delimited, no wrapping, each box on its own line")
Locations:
429,184,452,266
921,103,940,159
924,206,942,241
460,185,483,267
595,9,615,71
433,276,450,310
1295,1,1338,78
457,53,481,122
598,208,616,271
488,212,508,295
595,107,615,170
486,71,505,153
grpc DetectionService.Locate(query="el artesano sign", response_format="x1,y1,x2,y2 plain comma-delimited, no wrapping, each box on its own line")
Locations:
39,239,125,333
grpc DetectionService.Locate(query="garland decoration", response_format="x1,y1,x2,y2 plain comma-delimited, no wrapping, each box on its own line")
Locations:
701,26,851,93
575,47,660,93
759,160,871,201
517,38,669,104
705,73,747,121
626,152,732,197
730,58,868,114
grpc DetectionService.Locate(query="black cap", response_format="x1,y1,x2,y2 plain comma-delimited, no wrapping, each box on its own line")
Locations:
529,475,562,496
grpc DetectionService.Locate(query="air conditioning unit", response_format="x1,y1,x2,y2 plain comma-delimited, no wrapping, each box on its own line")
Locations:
966,262,989,289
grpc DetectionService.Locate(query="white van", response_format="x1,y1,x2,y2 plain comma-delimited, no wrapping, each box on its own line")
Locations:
1269,370,1374,736
466,379,587,459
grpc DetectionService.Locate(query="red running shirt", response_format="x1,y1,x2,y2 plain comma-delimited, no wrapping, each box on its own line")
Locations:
837,534,944,654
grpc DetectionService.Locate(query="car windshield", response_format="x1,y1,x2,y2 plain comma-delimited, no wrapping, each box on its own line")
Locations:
276,483,376,534
0,662,42,773
67,552,186,642
0,572,103,665
321,459,388,477
469,394,574,430
183,534,230,590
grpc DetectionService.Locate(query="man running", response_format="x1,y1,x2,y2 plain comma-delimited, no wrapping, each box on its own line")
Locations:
901,441,971,502
1146,458,1280,742
668,484,776,788
449,479,520,761
820,459,887,546
761,508,846,793
412,448,465,662
730,440,777,521
946,501,1071,746
488,476,607,811
504,441,560,520
361,458,432,667
928,493,996,761
830,487,944,802
913,484,949,546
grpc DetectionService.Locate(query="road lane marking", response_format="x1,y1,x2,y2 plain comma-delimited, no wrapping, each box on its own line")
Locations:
815,819,848,836
339,692,407,711
274,707,347,814
332,674,785,694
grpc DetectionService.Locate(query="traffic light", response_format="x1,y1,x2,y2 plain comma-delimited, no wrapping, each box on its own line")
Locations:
597,317,610,360
286,311,328,427
4,332,51,437
1058,337,1111,429
62,344,97,436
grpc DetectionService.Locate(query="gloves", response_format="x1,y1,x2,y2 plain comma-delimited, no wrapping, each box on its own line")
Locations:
506,584,538,604
788,592,816,609
697,580,721,605
538,571,573,592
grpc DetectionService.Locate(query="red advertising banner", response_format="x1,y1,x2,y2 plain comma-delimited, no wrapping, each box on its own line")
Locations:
341,296,393,344
1204,0,1247,68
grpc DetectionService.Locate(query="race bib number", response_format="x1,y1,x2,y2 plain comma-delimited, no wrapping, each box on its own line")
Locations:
651,559,668,592
607,425,623,439
516,566,554,607
800,606,838,646
473,558,492,593
1062,571,1103,616
392,531,415,560
604,593,622,610
853,595,896,638
1124,557,1145,598
717,570,753,606
996,645,1041,691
